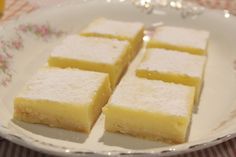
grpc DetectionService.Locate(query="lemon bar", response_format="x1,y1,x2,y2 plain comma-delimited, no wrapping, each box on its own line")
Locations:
136,49,206,103
103,77,195,143
147,26,210,55
14,68,111,133
80,18,144,59
48,35,130,88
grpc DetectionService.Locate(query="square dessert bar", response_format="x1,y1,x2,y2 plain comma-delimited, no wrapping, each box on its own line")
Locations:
14,68,111,133
103,77,195,143
48,35,130,88
80,18,144,60
136,49,206,103
147,26,210,55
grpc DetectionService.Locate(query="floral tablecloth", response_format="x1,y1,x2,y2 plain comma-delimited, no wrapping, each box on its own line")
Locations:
0,0,236,157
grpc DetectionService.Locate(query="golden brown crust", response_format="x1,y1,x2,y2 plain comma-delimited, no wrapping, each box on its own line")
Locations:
14,108,90,133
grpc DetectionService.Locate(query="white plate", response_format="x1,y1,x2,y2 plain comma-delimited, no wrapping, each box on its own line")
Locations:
0,0,236,156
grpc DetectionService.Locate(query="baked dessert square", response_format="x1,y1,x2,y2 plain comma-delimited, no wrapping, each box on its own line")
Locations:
14,68,111,133
147,26,210,55
48,35,130,88
136,49,206,103
103,77,195,143
80,17,144,60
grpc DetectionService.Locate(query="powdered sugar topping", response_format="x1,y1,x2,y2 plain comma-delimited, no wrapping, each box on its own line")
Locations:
50,35,129,64
109,77,194,116
17,68,108,105
82,18,144,39
138,49,206,78
153,26,210,50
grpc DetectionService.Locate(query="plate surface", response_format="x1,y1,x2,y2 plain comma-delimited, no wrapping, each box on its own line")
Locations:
0,0,236,156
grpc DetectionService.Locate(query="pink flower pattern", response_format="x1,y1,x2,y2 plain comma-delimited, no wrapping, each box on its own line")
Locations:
17,24,64,41
0,34,23,87
0,23,65,87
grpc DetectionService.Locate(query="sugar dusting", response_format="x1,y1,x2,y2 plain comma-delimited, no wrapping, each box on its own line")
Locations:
50,35,129,64
138,49,206,78
82,18,144,38
152,26,210,50
109,77,194,116
17,68,108,105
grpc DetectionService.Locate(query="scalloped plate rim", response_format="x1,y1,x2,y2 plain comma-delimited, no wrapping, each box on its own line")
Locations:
0,0,236,156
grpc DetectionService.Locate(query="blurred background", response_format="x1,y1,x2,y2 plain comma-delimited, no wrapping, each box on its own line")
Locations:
0,0,236,22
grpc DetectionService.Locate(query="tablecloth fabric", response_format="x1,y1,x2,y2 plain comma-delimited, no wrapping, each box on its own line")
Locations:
1,0,236,157
1,137,236,157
